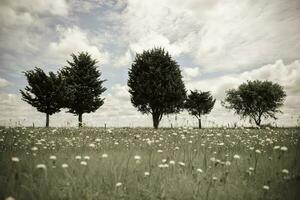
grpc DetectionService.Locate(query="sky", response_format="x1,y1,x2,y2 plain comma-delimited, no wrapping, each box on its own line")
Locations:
0,0,300,127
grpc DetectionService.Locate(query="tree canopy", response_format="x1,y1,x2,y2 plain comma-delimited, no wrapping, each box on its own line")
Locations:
128,47,186,128
20,67,65,127
223,80,286,126
185,90,216,128
61,52,106,127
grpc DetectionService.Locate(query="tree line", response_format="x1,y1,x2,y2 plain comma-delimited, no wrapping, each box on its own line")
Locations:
20,48,286,128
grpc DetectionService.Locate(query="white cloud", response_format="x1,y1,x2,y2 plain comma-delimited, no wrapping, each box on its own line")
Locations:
48,26,110,64
121,0,300,72
0,78,10,88
183,67,201,81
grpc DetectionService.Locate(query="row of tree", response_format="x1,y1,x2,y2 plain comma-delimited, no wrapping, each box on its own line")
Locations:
21,48,286,128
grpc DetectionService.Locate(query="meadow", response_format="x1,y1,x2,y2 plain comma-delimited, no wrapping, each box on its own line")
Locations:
0,127,299,200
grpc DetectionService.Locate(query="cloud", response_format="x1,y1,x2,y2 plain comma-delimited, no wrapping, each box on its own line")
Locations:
121,0,300,72
48,26,110,64
0,78,10,88
186,60,300,126
183,67,201,81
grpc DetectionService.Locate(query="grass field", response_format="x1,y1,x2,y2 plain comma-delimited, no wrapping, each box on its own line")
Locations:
0,127,299,200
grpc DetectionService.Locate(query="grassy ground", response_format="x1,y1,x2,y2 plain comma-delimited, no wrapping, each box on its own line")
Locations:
0,127,299,200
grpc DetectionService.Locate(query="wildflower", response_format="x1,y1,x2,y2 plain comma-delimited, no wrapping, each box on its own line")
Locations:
80,161,87,166
273,145,280,150
62,163,68,168
49,155,57,160
102,153,108,158
162,159,167,163
249,147,254,150
249,167,254,171
169,160,175,165
212,176,218,181
225,161,231,166
134,155,141,160
255,149,261,154
36,164,46,169
5,196,15,200
233,154,240,159
11,157,20,162
144,171,150,176
282,169,289,174
89,143,95,148
75,155,82,160
115,182,122,187
174,146,180,150
84,156,90,160
157,149,163,153
31,146,38,151
280,146,288,152
197,168,203,173
178,162,185,167
263,185,270,190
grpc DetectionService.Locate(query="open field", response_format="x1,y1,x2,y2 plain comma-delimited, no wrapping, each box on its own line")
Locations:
0,127,300,200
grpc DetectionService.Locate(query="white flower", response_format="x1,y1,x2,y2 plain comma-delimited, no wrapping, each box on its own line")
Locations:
36,164,46,169
178,162,185,167
102,153,108,158
212,176,218,181
5,196,15,200
233,154,240,159
225,161,231,166
144,171,150,176
255,149,261,154
263,185,270,190
75,155,82,160
157,150,163,153
249,167,254,171
89,143,95,148
169,160,175,165
197,168,203,173
282,169,289,174
134,155,141,160
273,146,280,150
115,182,122,187
280,146,288,152
84,156,90,160
162,159,167,163
62,163,68,168
210,157,216,162
80,161,87,166
31,146,38,151
11,157,20,162
49,155,57,160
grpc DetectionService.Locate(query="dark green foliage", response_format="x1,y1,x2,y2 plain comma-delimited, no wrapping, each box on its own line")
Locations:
20,67,65,127
223,80,286,126
128,47,186,129
61,52,106,127
185,90,216,128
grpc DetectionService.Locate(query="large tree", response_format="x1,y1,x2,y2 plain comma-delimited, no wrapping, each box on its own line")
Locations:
20,67,65,127
185,90,216,129
128,47,186,129
61,52,106,127
223,80,286,126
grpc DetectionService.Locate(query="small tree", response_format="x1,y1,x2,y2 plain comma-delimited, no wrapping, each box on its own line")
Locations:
223,80,286,126
61,52,106,127
185,90,216,128
20,67,65,127
128,47,186,129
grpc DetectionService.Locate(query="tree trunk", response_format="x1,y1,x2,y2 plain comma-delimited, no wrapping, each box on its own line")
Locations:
46,113,49,128
78,113,83,127
198,118,202,129
152,113,160,129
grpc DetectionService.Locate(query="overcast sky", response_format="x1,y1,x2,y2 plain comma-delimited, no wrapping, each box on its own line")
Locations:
0,0,299,127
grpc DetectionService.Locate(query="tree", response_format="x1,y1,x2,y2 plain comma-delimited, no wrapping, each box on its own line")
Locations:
223,80,286,126
61,52,106,127
185,90,216,129
128,47,186,129
20,67,65,127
